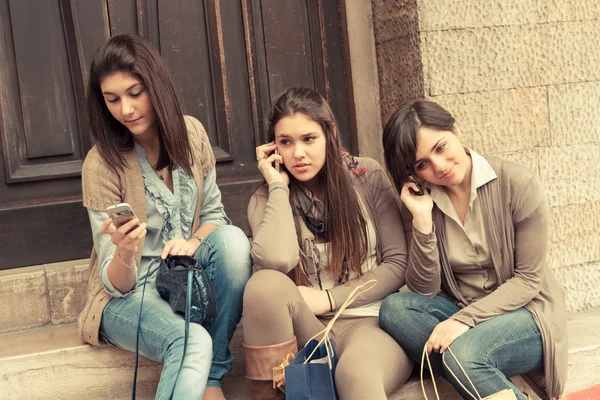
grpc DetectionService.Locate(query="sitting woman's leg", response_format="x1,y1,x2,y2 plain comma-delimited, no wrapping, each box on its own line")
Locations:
243,269,326,399
194,225,252,388
442,308,543,400
379,291,460,376
101,288,212,400
333,317,414,400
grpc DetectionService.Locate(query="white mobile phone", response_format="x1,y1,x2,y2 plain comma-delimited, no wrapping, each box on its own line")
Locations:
274,149,280,172
106,203,139,230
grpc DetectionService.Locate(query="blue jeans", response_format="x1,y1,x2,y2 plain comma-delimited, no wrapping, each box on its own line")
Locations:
100,225,251,399
379,292,543,400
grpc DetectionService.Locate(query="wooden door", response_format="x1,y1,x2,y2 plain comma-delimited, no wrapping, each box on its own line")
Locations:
0,0,354,269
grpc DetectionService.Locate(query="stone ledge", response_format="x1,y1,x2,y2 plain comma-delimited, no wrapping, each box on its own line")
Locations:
2,309,599,399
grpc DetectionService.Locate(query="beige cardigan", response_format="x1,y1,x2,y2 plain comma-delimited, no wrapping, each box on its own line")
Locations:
78,116,215,346
401,155,567,399
247,156,409,308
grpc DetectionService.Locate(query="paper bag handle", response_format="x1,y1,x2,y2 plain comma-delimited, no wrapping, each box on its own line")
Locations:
303,279,377,364
421,344,483,400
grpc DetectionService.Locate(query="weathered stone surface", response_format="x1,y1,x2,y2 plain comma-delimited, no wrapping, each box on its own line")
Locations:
564,310,600,394
547,202,600,269
418,0,546,31
45,260,89,325
375,29,424,119
539,146,600,207
426,21,600,95
554,262,600,313
431,87,550,154
345,0,385,163
549,81,600,146
0,266,49,333
0,324,161,400
373,0,420,44
547,0,600,22
490,149,541,178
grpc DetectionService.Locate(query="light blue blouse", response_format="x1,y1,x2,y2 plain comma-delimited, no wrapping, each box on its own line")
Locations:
88,144,230,297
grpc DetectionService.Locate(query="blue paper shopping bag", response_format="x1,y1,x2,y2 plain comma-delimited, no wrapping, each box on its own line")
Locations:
284,337,338,400
278,280,377,400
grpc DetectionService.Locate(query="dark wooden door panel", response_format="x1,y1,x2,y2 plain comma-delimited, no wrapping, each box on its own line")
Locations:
0,0,352,269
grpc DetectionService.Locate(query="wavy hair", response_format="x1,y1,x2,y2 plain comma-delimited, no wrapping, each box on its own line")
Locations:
267,87,367,285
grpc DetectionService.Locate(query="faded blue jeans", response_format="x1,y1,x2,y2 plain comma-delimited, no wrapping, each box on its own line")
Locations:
100,225,251,399
379,292,543,400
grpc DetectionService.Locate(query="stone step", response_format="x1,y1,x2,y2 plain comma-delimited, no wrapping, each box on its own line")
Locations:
2,259,599,399
2,309,599,399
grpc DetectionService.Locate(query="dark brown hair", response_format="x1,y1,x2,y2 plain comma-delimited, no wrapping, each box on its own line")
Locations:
267,87,367,285
86,34,193,175
382,99,455,195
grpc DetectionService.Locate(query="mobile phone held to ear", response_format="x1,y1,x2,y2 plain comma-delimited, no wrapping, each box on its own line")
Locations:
106,203,140,231
409,183,425,196
274,149,280,172
406,171,426,196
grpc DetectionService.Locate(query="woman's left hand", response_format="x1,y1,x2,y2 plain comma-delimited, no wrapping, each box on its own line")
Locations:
297,286,332,316
161,237,201,259
426,319,470,354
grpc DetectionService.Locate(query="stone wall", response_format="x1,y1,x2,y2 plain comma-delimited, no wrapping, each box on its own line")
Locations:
371,0,600,313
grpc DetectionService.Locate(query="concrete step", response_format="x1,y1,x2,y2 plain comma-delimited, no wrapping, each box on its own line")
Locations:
2,259,599,399
2,310,599,399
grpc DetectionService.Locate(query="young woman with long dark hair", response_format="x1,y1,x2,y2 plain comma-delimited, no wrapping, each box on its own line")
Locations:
242,87,413,399
78,34,251,400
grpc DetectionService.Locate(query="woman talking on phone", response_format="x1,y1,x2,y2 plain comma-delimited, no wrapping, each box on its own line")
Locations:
242,87,413,399
77,34,251,400
379,99,567,400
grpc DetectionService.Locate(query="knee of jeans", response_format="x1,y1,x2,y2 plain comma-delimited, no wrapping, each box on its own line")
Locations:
380,292,416,328
210,226,251,276
185,323,213,353
243,270,293,309
443,341,481,376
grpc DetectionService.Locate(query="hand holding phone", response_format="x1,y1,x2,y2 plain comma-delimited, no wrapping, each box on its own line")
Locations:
106,203,140,233
406,169,426,196
408,181,425,196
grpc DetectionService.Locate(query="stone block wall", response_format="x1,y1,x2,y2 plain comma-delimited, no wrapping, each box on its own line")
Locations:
371,0,600,313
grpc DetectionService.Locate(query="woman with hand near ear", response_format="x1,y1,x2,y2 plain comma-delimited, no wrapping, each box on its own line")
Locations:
379,99,567,400
242,87,413,399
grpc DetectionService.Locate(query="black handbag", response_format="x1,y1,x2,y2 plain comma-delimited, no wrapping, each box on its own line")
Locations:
132,255,217,399
156,255,218,323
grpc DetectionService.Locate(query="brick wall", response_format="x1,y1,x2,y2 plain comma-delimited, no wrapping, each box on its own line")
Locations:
371,0,600,313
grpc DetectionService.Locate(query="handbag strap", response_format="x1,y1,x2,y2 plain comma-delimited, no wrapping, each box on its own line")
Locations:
132,265,193,400
165,269,194,399
132,264,154,399
302,279,377,364
420,344,483,400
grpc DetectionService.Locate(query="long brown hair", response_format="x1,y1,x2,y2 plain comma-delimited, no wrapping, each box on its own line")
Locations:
267,87,367,284
86,34,193,175
382,99,455,195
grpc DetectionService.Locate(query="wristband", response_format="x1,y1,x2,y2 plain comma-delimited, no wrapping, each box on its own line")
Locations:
325,289,334,312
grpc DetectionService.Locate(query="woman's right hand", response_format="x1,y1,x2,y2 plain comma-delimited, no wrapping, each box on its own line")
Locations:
256,142,288,186
400,181,434,234
101,217,147,259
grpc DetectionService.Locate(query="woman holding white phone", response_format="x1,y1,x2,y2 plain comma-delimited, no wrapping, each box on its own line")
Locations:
78,34,251,400
242,87,413,399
